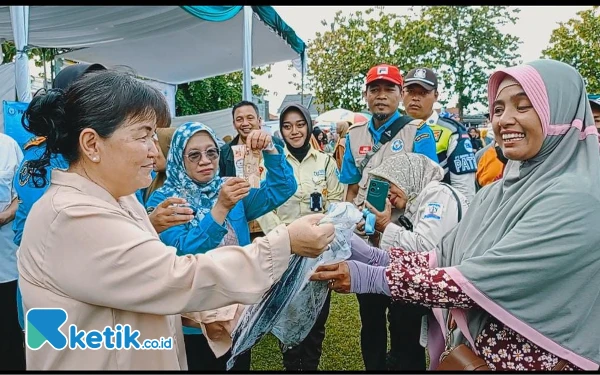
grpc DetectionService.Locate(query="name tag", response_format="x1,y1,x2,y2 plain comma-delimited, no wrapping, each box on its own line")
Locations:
359,145,372,155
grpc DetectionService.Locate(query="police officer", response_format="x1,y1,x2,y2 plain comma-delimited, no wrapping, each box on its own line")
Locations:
339,63,438,371
402,68,477,202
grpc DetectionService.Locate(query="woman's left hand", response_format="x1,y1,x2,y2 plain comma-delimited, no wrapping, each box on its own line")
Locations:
246,130,275,153
149,197,195,233
310,262,351,294
365,199,392,233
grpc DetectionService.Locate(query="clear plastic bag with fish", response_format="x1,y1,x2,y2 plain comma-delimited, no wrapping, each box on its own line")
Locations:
227,202,363,370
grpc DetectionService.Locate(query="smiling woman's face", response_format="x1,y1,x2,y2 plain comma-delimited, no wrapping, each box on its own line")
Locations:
492,79,544,161
183,131,219,183
96,118,158,197
281,109,308,148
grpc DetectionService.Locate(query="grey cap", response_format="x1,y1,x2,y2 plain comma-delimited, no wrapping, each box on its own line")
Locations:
404,67,438,91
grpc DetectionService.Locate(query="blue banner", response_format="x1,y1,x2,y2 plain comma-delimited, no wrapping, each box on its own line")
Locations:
3,100,31,149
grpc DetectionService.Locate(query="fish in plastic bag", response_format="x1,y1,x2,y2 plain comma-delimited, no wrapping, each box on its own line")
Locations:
227,203,363,370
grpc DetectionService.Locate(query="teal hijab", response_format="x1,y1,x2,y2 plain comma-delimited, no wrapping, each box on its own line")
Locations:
435,60,600,370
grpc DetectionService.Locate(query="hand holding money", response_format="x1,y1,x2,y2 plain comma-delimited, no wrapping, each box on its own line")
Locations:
246,130,276,154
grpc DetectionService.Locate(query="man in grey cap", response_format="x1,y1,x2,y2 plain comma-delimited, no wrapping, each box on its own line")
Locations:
389,67,477,371
402,67,477,202
589,97,600,131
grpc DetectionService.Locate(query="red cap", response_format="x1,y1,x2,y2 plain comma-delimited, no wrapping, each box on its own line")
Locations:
366,64,403,86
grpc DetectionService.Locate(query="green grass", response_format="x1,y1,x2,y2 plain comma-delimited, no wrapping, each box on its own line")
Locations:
250,292,365,371
249,293,430,371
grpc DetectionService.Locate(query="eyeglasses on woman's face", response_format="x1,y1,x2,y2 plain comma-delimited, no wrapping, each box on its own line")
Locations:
184,148,220,164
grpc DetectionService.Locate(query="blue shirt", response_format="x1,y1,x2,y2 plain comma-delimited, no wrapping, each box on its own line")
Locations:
145,146,297,335
12,143,69,247
339,111,439,184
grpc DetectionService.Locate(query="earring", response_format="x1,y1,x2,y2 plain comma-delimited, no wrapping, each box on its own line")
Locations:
92,156,99,162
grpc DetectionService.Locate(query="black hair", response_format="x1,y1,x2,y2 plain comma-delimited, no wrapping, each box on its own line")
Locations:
22,69,171,187
366,82,402,91
232,100,260,119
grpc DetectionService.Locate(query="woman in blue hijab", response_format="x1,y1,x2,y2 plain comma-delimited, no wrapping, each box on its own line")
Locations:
146,122,296,371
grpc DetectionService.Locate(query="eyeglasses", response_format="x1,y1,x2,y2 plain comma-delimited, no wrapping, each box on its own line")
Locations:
184,148,220,163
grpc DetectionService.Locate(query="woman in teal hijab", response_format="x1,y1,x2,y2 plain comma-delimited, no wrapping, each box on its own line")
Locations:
146,122,296,371
313,59,600,371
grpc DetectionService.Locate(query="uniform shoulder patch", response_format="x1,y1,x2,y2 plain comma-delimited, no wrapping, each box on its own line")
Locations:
433,129,443,142
24,136,47,150
423,202,443,220
414,132,430,142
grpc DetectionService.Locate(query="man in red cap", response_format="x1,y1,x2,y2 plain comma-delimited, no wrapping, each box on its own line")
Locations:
339,63,438,371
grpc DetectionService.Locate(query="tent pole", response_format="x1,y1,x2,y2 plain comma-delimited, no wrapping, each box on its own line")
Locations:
10,5,32,102
242,6,253,101
301,70,304,105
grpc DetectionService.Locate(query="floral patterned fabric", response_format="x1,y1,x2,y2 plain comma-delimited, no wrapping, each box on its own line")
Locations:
385,248,579,371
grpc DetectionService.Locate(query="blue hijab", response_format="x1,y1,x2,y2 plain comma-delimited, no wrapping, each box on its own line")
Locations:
154,122,224,227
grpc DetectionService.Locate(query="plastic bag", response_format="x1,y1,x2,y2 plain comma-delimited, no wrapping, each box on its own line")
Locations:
227,203,362,370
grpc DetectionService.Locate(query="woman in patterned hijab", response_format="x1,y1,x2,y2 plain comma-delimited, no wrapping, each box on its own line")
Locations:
365,151,469,256
146,121,297,371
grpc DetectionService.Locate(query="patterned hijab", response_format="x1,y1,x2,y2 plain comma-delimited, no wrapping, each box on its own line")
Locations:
154,122,224,227
433,60,600,370
368,152,444,217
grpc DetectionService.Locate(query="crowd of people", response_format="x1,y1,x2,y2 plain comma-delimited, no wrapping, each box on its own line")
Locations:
0,57,599,372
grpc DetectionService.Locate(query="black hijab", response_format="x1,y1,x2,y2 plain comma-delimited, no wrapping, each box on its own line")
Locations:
280,103,314,162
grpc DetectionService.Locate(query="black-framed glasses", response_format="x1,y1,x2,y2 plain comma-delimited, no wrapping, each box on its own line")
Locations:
184,148,220,163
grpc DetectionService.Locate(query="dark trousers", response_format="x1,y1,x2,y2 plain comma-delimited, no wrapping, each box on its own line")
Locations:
388,301,428,370
0,280,26,371
184,333,251,371
357,293,427,371
280,290,331,371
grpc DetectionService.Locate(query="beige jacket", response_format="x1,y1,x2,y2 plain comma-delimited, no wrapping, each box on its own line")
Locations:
17,170,292,370
256,147,343,234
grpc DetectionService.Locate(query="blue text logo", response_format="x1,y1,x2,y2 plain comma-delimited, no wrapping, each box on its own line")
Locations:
26,308,172,351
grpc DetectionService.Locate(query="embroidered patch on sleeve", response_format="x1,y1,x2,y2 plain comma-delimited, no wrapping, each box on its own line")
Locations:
423,202,443,220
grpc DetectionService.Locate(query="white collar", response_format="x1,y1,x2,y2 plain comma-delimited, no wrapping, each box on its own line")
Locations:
425,111,439,126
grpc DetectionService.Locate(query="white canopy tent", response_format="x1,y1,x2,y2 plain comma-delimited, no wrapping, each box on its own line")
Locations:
0,6,306,103
170,108,235,141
